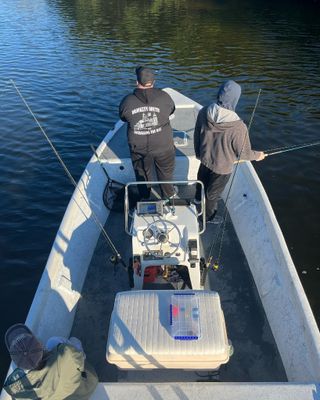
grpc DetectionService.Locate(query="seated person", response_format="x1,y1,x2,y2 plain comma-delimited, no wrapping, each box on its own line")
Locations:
3,323,98,400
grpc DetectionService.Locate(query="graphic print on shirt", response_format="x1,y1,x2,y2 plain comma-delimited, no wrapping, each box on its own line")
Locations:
132,106,161,135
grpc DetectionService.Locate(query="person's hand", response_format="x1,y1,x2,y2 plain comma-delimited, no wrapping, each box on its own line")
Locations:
256,151,266,161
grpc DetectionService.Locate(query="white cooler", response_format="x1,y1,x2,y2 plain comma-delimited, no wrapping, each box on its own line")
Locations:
106,290,231,369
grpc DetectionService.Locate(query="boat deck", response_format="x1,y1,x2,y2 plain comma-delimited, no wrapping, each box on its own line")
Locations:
72,91,287,383
71,197,287,383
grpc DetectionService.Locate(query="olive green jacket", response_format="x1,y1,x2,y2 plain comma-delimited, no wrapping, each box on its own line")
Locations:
4,344,98,399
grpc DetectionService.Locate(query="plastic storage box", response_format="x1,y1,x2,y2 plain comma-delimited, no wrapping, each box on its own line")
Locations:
170,293,200,340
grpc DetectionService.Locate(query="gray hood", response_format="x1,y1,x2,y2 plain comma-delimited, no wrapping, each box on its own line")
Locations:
217,80,241,111
207,103,240,124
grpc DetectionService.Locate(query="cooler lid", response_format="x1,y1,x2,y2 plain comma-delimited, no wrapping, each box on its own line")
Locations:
106,290,230,364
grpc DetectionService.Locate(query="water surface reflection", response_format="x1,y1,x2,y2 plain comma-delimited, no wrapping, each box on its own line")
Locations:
0,0,319,385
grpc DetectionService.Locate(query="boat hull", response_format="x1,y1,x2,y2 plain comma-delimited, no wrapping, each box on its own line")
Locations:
2,88,320,399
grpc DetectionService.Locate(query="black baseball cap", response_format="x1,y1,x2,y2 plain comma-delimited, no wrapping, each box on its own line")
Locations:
135,66,155,86
5,324,44,369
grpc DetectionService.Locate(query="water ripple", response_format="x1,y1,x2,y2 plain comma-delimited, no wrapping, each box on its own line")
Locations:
1,0,320,384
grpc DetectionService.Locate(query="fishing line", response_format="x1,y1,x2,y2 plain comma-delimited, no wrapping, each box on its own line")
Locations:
206,89,262,270
10,79,127,271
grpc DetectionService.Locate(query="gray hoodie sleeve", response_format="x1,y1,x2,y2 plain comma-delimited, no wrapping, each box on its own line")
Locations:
233,126,260,161
194,107,206,159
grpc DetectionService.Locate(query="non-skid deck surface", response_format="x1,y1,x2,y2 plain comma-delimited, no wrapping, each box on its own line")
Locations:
71,201,287,383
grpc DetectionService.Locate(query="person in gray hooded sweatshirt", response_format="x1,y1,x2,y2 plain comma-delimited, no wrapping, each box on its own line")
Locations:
194,80,265,222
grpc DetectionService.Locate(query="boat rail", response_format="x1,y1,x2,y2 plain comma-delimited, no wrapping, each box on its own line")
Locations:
124,180,206,235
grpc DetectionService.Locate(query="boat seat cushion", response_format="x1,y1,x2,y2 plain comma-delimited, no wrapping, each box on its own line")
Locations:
106,290,231,369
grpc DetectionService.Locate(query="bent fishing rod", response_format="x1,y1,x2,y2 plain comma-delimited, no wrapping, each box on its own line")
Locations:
265,140,320,157
235,140,320,164
10,79,127,271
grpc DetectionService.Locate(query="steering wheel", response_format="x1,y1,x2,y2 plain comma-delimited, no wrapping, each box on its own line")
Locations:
143,219,181,257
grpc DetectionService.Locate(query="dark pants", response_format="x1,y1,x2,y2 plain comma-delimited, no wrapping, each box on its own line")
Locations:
131,148,175,198
195,164,231,219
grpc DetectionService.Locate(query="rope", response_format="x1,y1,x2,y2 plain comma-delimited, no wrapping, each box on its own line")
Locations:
10,79,127,270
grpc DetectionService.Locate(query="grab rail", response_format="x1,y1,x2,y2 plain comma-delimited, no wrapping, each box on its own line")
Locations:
124,180,206,235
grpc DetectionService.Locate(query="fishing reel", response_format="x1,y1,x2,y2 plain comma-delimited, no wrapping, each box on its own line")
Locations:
109,253,130,278
110,254,119,265
206,256,219,271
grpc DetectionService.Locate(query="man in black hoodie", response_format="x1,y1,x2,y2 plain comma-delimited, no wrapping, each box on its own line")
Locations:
119,66,176,198
194,80,265,222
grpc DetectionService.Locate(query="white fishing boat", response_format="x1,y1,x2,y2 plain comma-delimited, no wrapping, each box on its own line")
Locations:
1,88,320,399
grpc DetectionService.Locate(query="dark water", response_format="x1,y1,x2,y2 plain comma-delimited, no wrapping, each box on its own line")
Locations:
0,0,319,386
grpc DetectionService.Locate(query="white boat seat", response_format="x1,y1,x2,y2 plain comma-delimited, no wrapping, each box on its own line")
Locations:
106,290,231,370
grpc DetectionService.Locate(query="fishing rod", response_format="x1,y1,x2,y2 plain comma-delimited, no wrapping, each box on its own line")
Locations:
234,140,320,164
10,79,127,271
265,140,320,157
